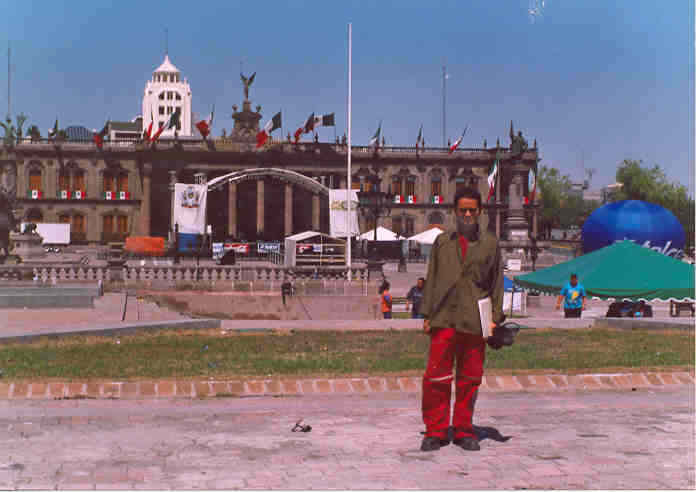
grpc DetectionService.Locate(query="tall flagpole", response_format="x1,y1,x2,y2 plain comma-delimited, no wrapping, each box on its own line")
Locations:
7,41,10,119
347,23,352,271
442,64,446,148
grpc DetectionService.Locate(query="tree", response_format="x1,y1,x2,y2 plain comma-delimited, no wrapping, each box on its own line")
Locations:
613,159,694,253
27,125,41,142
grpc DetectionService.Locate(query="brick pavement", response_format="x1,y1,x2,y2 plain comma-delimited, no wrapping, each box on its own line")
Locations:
0,387,690,489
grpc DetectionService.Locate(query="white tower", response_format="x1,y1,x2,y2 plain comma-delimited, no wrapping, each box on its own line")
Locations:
142,54,193,137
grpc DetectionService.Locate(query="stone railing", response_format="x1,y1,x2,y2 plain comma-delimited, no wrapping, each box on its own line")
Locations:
0,265,370,286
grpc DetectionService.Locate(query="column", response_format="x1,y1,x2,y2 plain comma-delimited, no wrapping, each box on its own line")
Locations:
169,170,178,238
256,179,265,237
533,205,538,238
284,183,293,237
340,176,347,189
312,193,320,231
138,163,152,236
228,182,237,238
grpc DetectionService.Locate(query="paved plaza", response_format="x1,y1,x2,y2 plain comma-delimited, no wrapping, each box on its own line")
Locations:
0,386,691,490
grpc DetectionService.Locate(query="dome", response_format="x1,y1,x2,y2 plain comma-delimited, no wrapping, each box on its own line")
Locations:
64,125,92,141
581,200,686,258
154,55,180,73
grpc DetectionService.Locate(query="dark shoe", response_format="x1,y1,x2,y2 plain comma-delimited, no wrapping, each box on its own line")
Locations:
453,436,481,451
420,436,449,452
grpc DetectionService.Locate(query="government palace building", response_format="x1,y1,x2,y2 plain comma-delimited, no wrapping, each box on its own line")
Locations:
0,55,540,247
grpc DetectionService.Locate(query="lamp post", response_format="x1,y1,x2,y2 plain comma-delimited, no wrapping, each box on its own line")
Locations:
357,178,393,279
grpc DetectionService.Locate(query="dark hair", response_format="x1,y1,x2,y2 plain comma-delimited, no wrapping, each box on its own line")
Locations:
453,187,482,209
570,273,578,279
379,281,390,294
418,277,425,283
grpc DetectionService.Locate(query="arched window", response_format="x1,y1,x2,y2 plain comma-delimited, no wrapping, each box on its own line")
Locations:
26,208,43,223
28,169,42,192
429,212,445,226
72,214,86,242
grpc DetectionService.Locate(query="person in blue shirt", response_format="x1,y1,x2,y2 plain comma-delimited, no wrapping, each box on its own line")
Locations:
405,277,426,319
556,273,586,318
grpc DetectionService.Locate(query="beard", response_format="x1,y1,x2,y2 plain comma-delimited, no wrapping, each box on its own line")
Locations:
456,216,479,239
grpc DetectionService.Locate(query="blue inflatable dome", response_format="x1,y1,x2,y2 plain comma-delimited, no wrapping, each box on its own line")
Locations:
582,200,685,258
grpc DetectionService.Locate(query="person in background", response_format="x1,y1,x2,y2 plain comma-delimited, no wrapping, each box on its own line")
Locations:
556,273,586,318
406,277,426,319
379,281,393,319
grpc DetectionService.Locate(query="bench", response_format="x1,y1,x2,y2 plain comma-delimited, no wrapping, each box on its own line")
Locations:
670,300,695,317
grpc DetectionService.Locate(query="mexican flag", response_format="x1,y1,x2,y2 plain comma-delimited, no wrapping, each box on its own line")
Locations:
195,105,214,139
151,108,181,142
407,195,417,204
393,195,404,204
313,113,335,128
93,120,109,149
28,190,42,199
486,158,499,203
525,168,537,205
256,111,282,148
104,191,113,200
119,191,131,200
294,113,314,143
369,122,382,147
72,190,84,200
431,195,443,204
416,124,423,148
58,190,69,199
144,108,154,142
448,125,468,154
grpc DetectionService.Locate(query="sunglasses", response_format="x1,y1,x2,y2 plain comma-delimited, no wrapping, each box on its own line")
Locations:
457,208,479,214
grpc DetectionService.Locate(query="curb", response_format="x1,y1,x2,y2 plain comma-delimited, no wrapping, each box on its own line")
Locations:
0,371,692,400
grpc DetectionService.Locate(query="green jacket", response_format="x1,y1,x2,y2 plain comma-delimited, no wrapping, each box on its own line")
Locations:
420,228,505,335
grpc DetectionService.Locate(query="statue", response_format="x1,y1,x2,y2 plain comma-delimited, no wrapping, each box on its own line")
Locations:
0,117,16,147
240,72,256,101
511,130,528,155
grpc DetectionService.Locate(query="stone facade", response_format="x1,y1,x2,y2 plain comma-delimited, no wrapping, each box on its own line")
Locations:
0,134,540,245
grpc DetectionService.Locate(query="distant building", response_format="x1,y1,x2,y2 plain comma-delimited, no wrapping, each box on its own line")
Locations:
601,182,623,203
141,55,193,137
582,189,602,202
108,118,143,142
64,126,92,142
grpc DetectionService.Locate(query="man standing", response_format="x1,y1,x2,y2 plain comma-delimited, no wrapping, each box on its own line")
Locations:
556,273,586,318
419,188,504,452
406,277,426,319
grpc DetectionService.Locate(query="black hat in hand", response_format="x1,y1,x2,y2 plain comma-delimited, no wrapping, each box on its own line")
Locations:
487,322,521,350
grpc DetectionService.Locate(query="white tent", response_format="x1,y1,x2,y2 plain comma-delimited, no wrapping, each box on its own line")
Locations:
358,226,404,241
407,227,445,245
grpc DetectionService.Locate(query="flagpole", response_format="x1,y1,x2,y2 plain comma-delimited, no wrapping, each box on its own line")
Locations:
347,22,352,272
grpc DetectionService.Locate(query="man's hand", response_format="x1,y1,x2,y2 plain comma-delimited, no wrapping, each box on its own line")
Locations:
555,303,561,311
488,321,497,339
423,319,431,334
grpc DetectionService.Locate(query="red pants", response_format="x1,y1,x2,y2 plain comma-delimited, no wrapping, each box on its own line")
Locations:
422,327,486,440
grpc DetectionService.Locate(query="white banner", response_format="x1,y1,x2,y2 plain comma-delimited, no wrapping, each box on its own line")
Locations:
173,183,208,234
329,189,359,238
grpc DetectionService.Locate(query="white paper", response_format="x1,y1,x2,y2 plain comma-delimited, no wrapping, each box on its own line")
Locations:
329,189,360,237
478,297,493,338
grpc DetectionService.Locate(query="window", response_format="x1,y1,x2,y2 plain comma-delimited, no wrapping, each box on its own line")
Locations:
175,93,181,100
167,91,173,100
159,121,164,128
455,177,468,195
103,175,115,193
167,106,172,115
391,176,402,196
59,214,70,224
175,75,179,82
431,177,442,196
429,212,445,226
406,218,415,237
103,215,114,234
351,176,360,190
117,216,128,234
118,175,128,193
58,172,69,191
405,177,416,197
29,170,41,191
73,215,86,234
73,172,85,191
392,217,402,236
159,92,164,100
159,106,165,115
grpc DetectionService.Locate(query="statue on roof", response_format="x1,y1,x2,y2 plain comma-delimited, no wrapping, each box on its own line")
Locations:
240,72,256,101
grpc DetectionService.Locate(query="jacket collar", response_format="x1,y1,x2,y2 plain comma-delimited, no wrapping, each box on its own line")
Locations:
448,225,480,243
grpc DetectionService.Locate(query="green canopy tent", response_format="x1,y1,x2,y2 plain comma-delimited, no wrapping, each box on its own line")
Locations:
513,240,695,301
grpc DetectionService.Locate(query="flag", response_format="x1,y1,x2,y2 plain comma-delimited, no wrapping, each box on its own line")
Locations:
431,195,443,204
151,108,181,143
313,113,335,128
58,190,68,199
393,195,404,204
93,121,109,149
104,191,113,200
144,108,154,142
369,122,382,147
256,111,282,148
48,119,58,139
119,191,130,200
448,125,468,154
407,195,416,204
195,105,214,139
486,158,499,203
303,112,315,133
525,168,537,205
72,190,84,200
29,189,42,199
416,124,423,148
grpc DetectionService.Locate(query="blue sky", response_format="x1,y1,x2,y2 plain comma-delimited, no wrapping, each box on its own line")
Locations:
3,0,693,193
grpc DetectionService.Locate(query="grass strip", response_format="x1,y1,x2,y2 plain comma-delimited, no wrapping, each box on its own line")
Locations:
0,328,692,381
